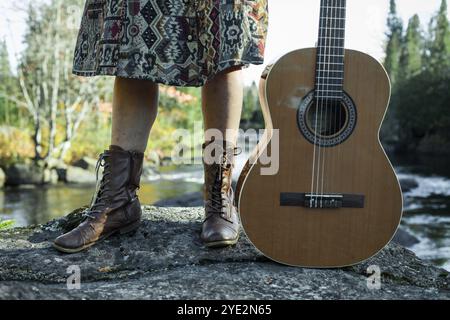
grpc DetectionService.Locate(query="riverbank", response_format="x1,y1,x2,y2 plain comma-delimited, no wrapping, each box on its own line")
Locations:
0,206,449,300
0,155,165,187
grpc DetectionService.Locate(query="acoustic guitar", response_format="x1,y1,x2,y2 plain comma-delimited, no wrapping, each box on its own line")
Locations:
236,0,403,268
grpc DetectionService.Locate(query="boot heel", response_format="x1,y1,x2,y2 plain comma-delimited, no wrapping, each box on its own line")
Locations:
119,220,141,235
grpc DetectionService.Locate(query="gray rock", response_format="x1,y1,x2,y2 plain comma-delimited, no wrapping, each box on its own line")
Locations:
0,167,5,188
146,150,161,167
4,163,58,186
44,168,59,185
393,228,420,247
154,192,203,207
72,157,99,172
0,206,448,300
59,166,96,184
142,166,160,181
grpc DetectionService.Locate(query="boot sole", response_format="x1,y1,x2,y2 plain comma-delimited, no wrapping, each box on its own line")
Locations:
53,220,141,254
204,235,240,248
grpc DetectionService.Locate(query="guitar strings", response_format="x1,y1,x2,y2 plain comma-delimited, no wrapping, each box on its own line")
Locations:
317,0,331,206
327,0,337,198
310,1,325,206
337,0,347,198
317,0,333,206
314,0,327,206
327,0,342,199
320,0,336,202
317,0,328,204
331,0,340,198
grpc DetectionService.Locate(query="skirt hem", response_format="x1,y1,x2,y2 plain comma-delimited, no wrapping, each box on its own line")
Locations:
72,59,264,87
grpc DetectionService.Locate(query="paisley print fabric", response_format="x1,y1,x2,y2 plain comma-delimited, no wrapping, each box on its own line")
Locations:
72,0,269,87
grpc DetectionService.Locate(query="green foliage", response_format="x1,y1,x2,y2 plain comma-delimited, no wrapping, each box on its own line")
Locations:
395,70,450,151
398,15,423,82
382,0,450,154
384,0,403,85
0,220,15,230
149,86,204,158
241,81,264,130
426,0,450,74
0,39,22,127
0,126,35,166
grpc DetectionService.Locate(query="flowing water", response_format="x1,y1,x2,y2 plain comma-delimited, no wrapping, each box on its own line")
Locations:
392,154,450,271
0,151,449,271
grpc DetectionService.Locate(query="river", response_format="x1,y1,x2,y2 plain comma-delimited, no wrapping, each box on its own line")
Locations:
0,151,449,271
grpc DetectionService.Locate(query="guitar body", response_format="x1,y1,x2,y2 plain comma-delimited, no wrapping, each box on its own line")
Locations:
237,48,403,268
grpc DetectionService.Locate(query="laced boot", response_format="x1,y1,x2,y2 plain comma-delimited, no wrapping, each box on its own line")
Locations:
201,140,240,248
54,145,144,253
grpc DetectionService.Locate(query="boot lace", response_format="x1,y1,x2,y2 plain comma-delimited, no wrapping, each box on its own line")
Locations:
206,148,241,217
82,153,112,220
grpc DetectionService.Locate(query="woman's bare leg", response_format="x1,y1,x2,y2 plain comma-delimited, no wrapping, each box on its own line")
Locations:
54,77,159,253
201,67,244,146
111,77,159,152
200,67,244,248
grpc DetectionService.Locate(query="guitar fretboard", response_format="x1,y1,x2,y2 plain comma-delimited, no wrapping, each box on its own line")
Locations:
315,0,347,100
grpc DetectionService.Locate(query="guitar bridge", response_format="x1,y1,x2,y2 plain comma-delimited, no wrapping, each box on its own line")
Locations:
280,193,365,209
304,194,343,208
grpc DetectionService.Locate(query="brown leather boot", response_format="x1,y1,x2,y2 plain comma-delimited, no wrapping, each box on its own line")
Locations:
54,145,144,253
201,140,240,248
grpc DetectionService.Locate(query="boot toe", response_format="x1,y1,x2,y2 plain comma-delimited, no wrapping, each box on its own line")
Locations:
201,223,239,246
53,229,84,252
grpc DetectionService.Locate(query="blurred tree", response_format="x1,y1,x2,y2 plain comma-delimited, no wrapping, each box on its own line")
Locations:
395,71,450,153
0,39,12,124
0,40,12,84
241,81,263,130
384,0,403,85
426,0,450,74
392,0,450,153
381,0,403,145
0,39,20,126
17,0,112,166
398,15,423,82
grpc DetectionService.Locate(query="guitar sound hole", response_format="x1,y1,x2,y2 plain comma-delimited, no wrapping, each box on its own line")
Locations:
297,91,357,147
306,100,348,138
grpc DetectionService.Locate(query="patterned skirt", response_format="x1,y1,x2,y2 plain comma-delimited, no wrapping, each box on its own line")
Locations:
72,0,269,87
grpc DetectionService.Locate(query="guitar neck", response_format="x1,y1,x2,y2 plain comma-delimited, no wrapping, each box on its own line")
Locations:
315,0,347,100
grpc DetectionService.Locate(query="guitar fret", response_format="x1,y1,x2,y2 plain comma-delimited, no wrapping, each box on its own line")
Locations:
318,40,345,44
317,58,345,64
319,39,345,43
318,45,344,53
321,27,346,30
317,70,344,73
317,69,345,73
321,6,346,9
316,76,344,80
320,17,346,20
319,37,345,40
317,55,344,59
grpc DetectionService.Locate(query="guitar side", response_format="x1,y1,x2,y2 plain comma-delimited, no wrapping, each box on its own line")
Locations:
237,48,403,268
